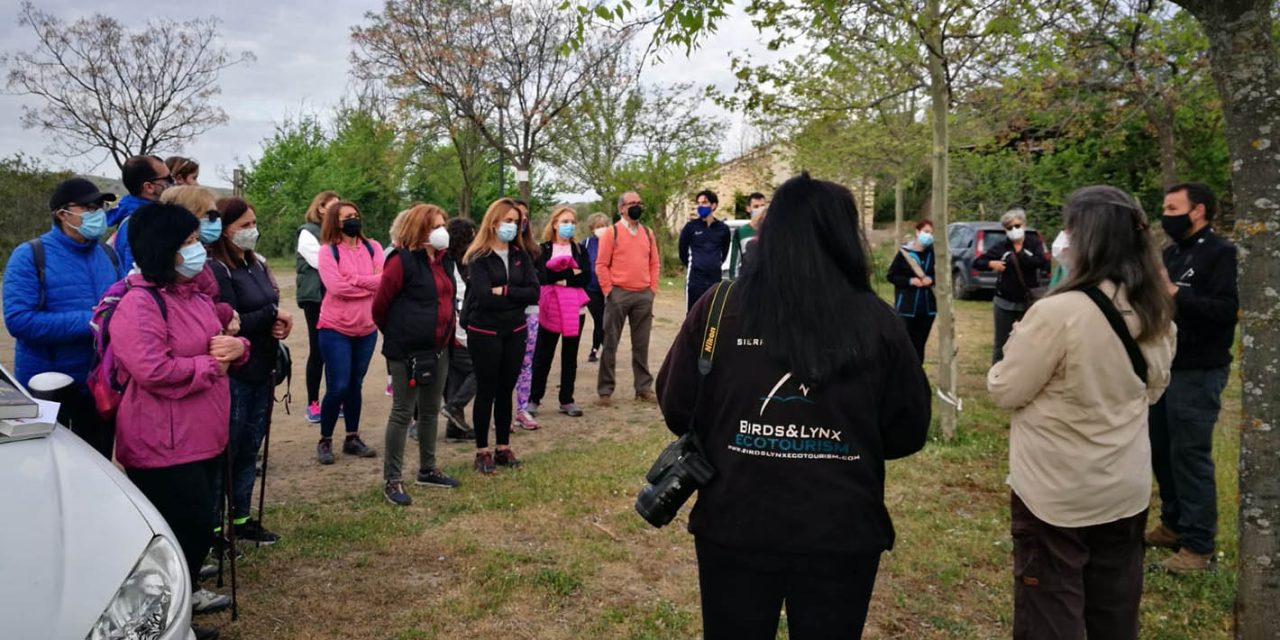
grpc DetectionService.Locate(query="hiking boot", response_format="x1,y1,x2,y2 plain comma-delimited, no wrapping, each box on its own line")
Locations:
635,390,657,403
416,467,461,488
526,402,540,417
343,434,377,458
408,420,419,441
235,518,280,546
596,394,612,407
198,563,218,582
474,451,497,475
316,438,335,465
191,588,231,615
209,536,243,562
1145,524,1180,550
1157,548,1214,572
559,403,584,417
445,423,475,442
514,410,541,431
588,348,598,363
442,406,472,432
495,448,523,469
384,480,412,506
305,401,321,424
192,623,220,640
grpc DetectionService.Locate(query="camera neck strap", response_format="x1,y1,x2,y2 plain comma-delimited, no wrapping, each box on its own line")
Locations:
687,281,734,449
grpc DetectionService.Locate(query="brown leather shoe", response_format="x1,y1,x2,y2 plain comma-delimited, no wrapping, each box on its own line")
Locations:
1158,548,1213,572
635,390,657,403
1144,524,1180,550
596,394,612,406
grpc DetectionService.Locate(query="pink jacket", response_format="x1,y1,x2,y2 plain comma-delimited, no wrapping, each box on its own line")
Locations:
538,284,589,337
110,274,248,469
318,239,385,337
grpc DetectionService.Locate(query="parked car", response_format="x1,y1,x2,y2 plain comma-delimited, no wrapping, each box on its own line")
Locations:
947,221,1052,300
0,372,196,640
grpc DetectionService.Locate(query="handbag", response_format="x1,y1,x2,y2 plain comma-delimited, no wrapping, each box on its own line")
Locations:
405,351,440,388
1010,250,1048,305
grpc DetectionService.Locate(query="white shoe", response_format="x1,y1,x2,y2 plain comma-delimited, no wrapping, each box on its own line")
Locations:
192,588,231,615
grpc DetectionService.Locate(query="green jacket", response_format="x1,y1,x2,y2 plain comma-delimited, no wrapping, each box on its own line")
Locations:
295,222,323,304
728,224,756,279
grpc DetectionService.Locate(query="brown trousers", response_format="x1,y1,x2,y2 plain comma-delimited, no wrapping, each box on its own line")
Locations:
596,287,654,397
1011,492,1146,640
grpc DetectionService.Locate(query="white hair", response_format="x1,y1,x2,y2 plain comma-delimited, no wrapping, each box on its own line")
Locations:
1000,208,1026,228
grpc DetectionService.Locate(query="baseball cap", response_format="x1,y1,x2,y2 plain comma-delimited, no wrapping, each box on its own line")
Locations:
49,177,117,212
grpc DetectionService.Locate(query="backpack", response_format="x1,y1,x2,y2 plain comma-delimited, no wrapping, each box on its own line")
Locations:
608,223,654,269
87,282,167,420
27,238,119,310
330,239,375,264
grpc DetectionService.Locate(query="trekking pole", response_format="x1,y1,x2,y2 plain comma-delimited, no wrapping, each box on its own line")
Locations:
257,375,276,541
225,448,239,621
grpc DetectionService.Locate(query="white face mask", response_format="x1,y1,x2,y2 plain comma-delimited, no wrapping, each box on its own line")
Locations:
232,227,259,252
1051,230,1070,261
1007,227,1026,242
429,227,450,251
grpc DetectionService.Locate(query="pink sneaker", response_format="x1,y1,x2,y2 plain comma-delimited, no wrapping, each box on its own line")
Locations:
514,410,541,431
305,401,321,424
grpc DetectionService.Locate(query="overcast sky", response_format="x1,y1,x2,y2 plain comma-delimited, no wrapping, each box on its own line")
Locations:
0,0,788,195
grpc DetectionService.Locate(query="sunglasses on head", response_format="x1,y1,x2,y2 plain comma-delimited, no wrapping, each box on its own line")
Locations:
204,210,220,221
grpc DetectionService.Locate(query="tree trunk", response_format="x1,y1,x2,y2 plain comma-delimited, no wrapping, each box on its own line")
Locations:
925,0,959,440
1172,2,1280,637
895,178,905,242
1151,108,1180,188
516,161,532,203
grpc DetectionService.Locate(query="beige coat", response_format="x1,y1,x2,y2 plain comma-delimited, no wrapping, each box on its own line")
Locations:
988,281,1176,528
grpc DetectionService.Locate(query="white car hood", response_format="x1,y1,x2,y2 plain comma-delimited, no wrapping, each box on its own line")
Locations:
0,427,168,640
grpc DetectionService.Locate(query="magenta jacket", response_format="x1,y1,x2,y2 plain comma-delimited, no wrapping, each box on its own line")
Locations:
110,274,248,469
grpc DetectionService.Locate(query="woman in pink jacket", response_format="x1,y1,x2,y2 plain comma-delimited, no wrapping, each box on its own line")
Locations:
315,201,384,464
111,203,249,620
528,206,591,418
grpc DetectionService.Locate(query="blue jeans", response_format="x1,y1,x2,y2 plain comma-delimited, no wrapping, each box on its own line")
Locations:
318,329,378,438
1149,366,1230,554
214,377,271,524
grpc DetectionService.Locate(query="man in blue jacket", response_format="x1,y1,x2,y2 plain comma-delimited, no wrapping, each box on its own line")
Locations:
4,177,123,457
678,189,731,313
109,155,174,272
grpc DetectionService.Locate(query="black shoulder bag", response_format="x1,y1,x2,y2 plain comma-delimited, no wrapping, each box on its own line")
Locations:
1082,287,1148,383
635,281,734,528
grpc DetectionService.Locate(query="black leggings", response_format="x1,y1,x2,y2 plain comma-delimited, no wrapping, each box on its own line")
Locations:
901,314,935,363
127,457,218,588
301,301,324,404
468,329,526,449
695,537,880,640
529,318,585,406
586,289,605,351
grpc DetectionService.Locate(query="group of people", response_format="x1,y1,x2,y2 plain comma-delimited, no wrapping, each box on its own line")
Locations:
660,175,1235,639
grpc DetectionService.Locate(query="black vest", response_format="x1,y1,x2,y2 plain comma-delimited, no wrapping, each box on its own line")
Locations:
381,248,455,361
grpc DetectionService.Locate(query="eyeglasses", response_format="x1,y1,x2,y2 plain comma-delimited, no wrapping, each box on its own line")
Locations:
1006,223,1024,230
204,210,220,221
623,201,642,208
148,175,176,186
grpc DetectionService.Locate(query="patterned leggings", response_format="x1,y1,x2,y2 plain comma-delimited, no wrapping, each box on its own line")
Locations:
516,311,539,410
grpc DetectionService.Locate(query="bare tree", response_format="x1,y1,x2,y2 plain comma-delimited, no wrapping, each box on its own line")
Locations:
2,2,253,169
351,0,633,201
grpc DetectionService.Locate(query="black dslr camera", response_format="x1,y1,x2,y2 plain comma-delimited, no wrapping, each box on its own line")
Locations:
635,432,715,527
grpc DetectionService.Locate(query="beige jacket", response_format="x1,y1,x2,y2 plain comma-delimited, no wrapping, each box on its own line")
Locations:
988,281,1176,528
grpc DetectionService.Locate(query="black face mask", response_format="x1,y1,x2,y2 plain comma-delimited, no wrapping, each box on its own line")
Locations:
1161,213,1193,242
341,218,362,237
626,204,643,220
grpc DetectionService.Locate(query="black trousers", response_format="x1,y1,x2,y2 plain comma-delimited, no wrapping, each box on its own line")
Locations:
529,318,585,406
57,383,114,459
1149,367,1229,554
444,342,477,413
695,537,881,640
126,456,219,587
468,329,526,449
1011,492,1146,640
586,289,605,352
901,314,935,363
301,301,324,404
992,302,1026,364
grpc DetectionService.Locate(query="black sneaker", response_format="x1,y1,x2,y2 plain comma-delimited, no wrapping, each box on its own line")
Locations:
343,435,377,457
198,563,218,582
192,623,220,640
495,448,523,469
384,480,412,506
588,348,599,363
445,423,475,442
474,451,497,475
416,467,461,488
442,406,472,431
209,536,243,562
235,518,280,546
316,438,335,465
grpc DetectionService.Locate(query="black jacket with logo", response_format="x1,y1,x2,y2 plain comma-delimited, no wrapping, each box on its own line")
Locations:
656,288,931,555
1163,227,1238,370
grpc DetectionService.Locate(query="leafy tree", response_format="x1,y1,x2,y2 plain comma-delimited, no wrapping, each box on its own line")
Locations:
241,116,331,258
0,155,72,266
2,2,253,168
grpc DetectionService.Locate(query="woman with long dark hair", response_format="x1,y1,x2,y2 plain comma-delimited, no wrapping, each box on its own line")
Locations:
988,186,1175,640
462,199,540,474
657,173,931,639
209,197,292,544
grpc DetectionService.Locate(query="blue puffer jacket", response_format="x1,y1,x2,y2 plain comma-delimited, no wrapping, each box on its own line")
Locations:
3,226,124,386
108,194,149,273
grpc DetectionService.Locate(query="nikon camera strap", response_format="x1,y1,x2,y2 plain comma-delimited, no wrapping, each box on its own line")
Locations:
686,281,734,448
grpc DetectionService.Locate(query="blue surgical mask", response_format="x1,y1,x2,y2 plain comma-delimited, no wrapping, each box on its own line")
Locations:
176,242,207,279
199,217,222,244
558,223,576,239
917,231,934,247
497,222,518,243
70,208,107,241
696,205,713,218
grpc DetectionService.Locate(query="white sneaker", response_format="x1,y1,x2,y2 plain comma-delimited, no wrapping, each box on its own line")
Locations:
192,588,231,615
